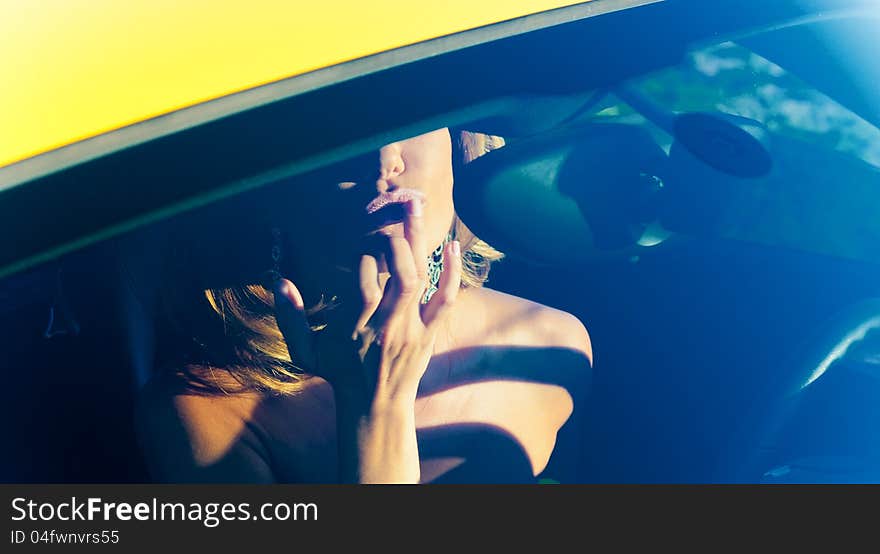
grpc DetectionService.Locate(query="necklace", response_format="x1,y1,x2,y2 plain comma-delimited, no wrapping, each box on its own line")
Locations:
422,232,453,304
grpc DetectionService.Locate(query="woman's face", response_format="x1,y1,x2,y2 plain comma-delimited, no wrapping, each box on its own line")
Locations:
358,127,455,248
280,128,455,297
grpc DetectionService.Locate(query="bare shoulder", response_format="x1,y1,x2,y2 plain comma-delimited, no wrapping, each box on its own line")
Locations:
462,286,593,366
442,286,591,476
134,371,275,482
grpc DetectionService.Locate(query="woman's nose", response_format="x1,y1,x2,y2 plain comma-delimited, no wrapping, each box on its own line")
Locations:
378,144,405,183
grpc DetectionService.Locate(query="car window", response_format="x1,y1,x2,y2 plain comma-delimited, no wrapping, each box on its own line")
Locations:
634,41,880,168
4,3,880,486
587,37,880,264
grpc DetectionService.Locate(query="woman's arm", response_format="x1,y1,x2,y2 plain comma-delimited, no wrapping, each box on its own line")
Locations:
333,386,420,483
273,196,462,484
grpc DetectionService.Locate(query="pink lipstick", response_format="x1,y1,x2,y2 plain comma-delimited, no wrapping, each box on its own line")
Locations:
365,188,425,215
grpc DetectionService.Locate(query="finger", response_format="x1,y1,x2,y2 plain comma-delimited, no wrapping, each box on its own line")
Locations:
377,235,420,321
403,197,428,289
272,278,316,371
353,253,383,339
423,240,462,331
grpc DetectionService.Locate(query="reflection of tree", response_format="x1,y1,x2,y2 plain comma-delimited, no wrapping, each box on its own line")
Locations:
588,41,880,263
635,42,880,167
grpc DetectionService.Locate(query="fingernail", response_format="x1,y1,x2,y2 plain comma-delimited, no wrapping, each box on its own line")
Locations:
406,197,423,217
273,279,289,298
272,276,287,294
452,240,461,256
274,279,304,309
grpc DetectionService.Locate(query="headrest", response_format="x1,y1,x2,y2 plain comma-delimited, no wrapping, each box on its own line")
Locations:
454,122,668,265
460,91,604,138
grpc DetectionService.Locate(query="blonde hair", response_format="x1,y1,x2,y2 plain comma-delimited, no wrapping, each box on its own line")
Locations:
179,130,504,395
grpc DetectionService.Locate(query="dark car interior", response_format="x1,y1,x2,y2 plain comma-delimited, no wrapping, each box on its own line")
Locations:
2,0,880,483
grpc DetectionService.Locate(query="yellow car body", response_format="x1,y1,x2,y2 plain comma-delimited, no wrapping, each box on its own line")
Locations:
0,0,589,169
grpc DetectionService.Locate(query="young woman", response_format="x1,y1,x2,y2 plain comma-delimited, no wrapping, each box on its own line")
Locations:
136,127,592,483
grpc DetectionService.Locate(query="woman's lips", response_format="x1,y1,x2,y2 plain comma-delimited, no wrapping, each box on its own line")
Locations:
364,188,425,214
332,189,424,274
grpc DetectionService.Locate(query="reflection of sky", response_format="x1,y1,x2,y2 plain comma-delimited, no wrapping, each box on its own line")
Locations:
691,49,746,76
691,43,880,168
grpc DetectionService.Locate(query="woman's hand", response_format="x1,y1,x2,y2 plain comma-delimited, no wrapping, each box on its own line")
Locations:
271,196,462,482
272,196,463,400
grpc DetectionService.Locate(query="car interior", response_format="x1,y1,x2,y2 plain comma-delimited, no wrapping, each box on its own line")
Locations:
2,0,880,483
